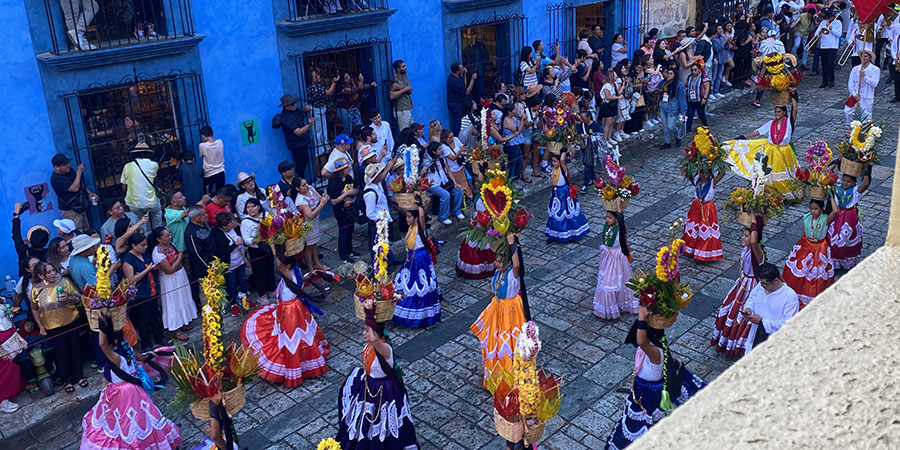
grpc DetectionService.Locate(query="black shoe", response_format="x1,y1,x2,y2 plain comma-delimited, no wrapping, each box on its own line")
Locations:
890,97,900,103
828,81,834,88
810,71,819,76
818,83,827,88
674,138,681,146
349,251,361,257
658,143,672,149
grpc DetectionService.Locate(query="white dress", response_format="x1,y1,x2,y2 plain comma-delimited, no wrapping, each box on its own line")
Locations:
295,188,323,245
152,247,197,331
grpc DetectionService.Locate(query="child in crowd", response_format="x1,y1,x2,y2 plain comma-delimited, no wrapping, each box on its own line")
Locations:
828,168,871,269
199,125,225,195
545,152,590,242
577,108,603,191
711,219,764,356
213,213,252,317
204,187,233,227
682,167,724,261
783,197,838,308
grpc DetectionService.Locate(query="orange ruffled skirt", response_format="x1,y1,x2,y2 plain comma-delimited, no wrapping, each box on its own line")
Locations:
470,295,525,388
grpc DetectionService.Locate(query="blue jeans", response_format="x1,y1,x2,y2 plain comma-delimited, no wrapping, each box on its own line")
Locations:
792,35,809,65
335,210,354,261
428,184,463,221
224,265,249,306
505,144,523,181
660,108,679,144
582,164,596,188
711,61,724,94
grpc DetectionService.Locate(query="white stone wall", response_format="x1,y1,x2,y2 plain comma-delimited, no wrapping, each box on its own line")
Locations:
648,0,692,37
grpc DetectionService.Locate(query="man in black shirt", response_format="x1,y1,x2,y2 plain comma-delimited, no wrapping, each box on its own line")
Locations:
446,62,476,136
277,160,297,200
184,205,215,309
587,24,606,66
49,153,96,230
326,158,360,263
276,94,314,179
12,202,49,276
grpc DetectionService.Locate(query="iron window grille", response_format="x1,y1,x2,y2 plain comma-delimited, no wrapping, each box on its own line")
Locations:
286,0,388,21
62,70,209,216
41,0,195,54
452,13,526,101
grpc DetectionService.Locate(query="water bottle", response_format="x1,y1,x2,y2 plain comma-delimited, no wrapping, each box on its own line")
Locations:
4,275,16,294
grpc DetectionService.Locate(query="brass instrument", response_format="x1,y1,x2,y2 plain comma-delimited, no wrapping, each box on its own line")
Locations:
878,10,899,38
805,18,836,52
840,24,877,66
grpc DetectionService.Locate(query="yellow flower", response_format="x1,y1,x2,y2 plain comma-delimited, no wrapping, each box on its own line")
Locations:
621,176,632,188
317,438,342,450
771,73,790,91
601,185,616,200
556,116,565,124
555,108,564,115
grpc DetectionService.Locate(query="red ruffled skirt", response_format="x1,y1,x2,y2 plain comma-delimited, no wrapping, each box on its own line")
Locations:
711,272,758,356
0,329,25,402
783,236,835,308
682,199,723,261
828,207,863,269
241,299,329,387
456,238,495,279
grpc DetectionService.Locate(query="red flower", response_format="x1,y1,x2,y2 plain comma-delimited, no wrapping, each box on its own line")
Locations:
569,185,579,199
756,77,771,88
684,143,697,158
629,183,640,195
490,146,502,159
476,210,492,227
639,285,657,306
828,172,839,185
480,99,492,108
795,167,810,181
513,208,531,229
594,178,605,190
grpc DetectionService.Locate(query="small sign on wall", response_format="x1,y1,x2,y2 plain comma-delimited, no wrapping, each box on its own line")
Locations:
241,119,259,146
24,183,53,214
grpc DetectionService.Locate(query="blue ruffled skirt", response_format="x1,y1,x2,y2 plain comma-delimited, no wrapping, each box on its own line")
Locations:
393,248,442,328
546,185,590,242
605,369,707,449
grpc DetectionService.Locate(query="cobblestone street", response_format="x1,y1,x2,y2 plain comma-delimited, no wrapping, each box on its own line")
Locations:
6,65,897,450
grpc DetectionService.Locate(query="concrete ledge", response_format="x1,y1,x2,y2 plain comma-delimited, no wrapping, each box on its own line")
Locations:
37,35,205,71
276,9,396,37
631,245,900,449
442,0,518,13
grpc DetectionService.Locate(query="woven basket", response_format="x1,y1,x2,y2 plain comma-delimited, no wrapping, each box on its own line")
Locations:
353,294,396,322
190,383,246,420
769,90,791,106
284,237,305,257
523,417,546,444
547,141,565,155
86,304,127,332
738,211,770,227
394,192,430,211
647,312,678,329
840,158,864,177
807,185,827,200
494,409,524,442
601,198,629,212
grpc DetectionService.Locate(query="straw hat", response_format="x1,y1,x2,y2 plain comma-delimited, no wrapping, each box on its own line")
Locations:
132,142,152,153
364,163,387,184
859,49,876,60
26,224,49,243
236,172,256,186
70,234,100,256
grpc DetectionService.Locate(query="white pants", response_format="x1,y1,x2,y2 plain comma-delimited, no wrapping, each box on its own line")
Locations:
843,97,874,124
394,109,413,131
59,0,98,35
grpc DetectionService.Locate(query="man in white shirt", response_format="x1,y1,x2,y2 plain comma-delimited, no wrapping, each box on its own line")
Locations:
321,134,355,179
889,11,900,102
816,9,843,88
367,109,395,166
845,49,881,123
120,142,161,230
742,263,800,353
845,17,876,67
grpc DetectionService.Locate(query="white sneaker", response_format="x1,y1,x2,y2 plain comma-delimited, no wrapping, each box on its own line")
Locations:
606,136,618,145
0,399,18,413
616,131,628,140
629,131,641,137
456,213,465,220
716,93,726,99
441,219,452,225
723,79,732,87
643,122,653,129
651,119,661,126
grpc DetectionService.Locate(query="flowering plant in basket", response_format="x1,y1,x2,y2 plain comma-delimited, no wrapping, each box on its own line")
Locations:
258,184,312,245
791,141,839,194
594,155,640,201
461,168,531,263
626,220,693,320
681,126,730,179
472,100,507,164
536,99,585,149
837,119,883,164
723,154,785,220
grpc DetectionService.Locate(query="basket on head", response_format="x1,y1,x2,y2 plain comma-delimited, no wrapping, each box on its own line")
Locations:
738,210,770,227
353,294,396,322
189,383,246,420
394,192,430,212
769,90,791,106
840,158,864,177
807,185,827,200
86,304,127,332
547,141,565,156
601,198,629,212
494,409,523,443
646,312,678,329
283,237,305,257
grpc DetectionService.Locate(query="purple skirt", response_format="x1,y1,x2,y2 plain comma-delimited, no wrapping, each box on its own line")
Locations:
337,367,419,449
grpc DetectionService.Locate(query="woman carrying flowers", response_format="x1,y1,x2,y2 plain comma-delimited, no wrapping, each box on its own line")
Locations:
711,218,764,356
471,233,526,388
681,166,725,261
728,96,801,199
336,300,419,449
456,197,496,280
605,304,706,449
593,198,636,319
81,321,181,449
545,152,590,242
827,165,872,270
241,246,328,387
782,197,839,308
393,202,442,328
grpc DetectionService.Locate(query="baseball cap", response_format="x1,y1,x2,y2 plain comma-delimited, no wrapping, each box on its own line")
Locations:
51,154,71,166
334,134,354,145
411,123,425,132
53,218,77,234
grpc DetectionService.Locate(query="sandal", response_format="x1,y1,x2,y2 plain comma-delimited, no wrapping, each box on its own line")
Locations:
521,176,532,183
173,332,190,341
532,172,546,178
78,378,89,388
181,324,194,331
64,384,75,393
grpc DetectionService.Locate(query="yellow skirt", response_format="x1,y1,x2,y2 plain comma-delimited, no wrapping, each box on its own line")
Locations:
726,138,800,199
470,294,525,387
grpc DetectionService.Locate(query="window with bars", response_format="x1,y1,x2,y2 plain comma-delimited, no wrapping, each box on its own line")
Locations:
452,14,526,102
285,0,388,21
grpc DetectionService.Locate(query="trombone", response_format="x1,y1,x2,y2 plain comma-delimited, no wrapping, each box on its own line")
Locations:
805,18,835,53
839,24,876,66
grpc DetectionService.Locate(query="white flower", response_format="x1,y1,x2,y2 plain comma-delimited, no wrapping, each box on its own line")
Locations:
850,120,861,128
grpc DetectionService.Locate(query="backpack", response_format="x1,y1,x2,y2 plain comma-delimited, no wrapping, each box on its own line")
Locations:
271,113,282,129
357,187,377,225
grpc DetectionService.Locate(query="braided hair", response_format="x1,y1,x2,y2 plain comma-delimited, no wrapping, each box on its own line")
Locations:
364,306,407,392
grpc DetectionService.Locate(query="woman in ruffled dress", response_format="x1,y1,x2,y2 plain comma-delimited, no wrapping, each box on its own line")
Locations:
593,198,636,319
728,98,800,199
337,301,419,449
711,218,764,356
545,152,590,242
471,234,526,388
682,168,725,261
605,305,706,449
81,323,181,450
828,168,871,270
456,197,496,280
782,197,838,308
393,203,442,328
150,226,197,341
241,247,328,387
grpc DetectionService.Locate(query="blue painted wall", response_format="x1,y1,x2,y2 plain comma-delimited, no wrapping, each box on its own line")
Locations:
1,0,70,278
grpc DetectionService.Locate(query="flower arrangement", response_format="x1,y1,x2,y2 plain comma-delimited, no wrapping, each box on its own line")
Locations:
681,126,730,179
723,154,786,220
172,258,259,416
594,155,640,203
402,144,420,186
461,169,531,263
82,246,135,331
791,141,839,195
256,184,312,245
755,53,803,93
389,174,433,195
536,100,584,149
626,220,693,323
837,120,882,164
344,210,401,322
487,322,562,444
317,438,342,450
472,100,507,164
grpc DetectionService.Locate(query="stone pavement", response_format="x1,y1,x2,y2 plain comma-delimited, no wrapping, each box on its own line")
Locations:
6,63,897,450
